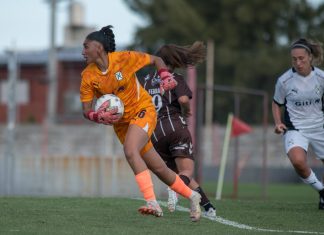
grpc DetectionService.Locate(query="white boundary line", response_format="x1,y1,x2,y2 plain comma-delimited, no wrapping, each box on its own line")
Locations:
135,198,324,234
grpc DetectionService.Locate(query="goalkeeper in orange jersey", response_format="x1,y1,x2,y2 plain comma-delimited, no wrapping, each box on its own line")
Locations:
79,25,201,222
140,42,216,219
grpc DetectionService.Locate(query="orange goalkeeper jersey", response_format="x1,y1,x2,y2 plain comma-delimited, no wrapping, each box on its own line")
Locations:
80,51,154,122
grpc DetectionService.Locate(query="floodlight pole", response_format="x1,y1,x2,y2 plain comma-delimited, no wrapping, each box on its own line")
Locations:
5,49,18,195
262,92,269,199
205,39,214,126
202,40,214,184
46,0,58,125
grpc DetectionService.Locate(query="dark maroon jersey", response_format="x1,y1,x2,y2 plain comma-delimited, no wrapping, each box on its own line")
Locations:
140,71,194,163
141,71,192,119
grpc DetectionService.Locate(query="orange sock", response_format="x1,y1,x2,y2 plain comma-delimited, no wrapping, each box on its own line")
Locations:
170,175,192,198
135,169,156,201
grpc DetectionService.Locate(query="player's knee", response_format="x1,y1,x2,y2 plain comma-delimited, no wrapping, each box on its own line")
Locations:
291,159,307,171
123,145,137,163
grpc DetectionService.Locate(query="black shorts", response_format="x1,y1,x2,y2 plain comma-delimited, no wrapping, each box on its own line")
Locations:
151,116,194,171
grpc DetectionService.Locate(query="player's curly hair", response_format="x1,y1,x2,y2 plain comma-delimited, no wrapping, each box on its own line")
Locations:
155,41,206,70
291,38,323,65
86,25,116,53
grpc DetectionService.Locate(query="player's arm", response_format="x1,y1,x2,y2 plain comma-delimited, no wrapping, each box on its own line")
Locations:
271,100,287,134
82,101,100,123
149,55,167,70
178,95,191,118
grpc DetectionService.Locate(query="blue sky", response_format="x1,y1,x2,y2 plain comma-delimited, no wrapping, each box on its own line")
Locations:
0,0,145,52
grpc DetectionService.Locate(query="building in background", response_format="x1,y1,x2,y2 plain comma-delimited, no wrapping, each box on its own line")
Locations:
0,48,84,124
63,1,95,48
0,1,98,124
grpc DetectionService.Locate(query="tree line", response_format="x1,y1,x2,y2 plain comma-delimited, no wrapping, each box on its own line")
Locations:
124,0,324,123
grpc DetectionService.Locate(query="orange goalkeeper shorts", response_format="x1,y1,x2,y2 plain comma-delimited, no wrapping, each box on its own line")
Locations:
113,105,157,156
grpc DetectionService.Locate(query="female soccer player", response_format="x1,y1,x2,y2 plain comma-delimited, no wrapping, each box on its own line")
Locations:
141,42,216,218
272,38,324,210
79,25,201,221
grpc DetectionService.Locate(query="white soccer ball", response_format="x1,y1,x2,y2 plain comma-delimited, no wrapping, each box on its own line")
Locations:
95,94,124,117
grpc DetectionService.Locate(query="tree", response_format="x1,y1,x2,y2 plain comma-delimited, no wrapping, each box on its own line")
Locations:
125,0,206,51
124,0,324,122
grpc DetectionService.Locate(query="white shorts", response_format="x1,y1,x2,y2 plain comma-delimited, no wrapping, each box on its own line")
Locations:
283,128,324,159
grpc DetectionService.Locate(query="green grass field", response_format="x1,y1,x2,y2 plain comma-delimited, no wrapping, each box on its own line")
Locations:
1,183,324,235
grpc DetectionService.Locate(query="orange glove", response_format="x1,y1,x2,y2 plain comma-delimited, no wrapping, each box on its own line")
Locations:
158,69,177,95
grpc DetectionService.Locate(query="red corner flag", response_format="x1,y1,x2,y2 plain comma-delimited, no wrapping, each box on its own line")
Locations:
231,116,252,137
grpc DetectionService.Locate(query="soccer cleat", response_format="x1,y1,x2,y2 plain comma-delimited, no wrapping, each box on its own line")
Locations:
138,200,163,217
189,191,201,222
167,187,178,212
204,207,216,219
319,191,324,210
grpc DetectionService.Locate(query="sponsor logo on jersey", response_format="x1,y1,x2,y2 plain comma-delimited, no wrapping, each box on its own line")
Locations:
148,88,160,95
115,71,123,81
295,99,320,106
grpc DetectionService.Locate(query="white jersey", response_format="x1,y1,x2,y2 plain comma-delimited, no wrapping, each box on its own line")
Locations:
273,67,324,130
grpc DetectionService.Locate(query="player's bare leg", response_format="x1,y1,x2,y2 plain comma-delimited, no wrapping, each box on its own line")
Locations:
289,148,324,210
124,125,163,217
143,148,201,221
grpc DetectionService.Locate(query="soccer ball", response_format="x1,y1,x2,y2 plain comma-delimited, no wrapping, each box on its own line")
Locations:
95,94,124,117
